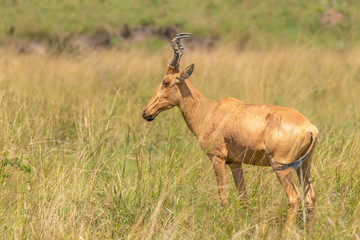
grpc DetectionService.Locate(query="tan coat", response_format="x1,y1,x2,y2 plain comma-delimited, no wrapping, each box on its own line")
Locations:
143,62,318,232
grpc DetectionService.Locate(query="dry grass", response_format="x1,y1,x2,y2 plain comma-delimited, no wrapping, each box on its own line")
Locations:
0,46,359,239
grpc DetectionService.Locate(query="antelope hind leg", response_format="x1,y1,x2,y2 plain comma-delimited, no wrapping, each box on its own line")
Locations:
273,165,300,234
296,157,316,230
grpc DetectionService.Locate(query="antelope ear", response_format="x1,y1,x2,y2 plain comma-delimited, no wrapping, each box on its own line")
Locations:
178,64,194,82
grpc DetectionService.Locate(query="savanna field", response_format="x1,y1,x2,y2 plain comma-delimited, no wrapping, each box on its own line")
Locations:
0,45,359,239
0,0,360,239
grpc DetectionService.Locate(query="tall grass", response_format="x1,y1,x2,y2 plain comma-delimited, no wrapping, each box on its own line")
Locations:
0,46,359,239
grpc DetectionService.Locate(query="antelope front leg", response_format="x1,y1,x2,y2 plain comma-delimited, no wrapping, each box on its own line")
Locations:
211,156,228,205
229,162,248,202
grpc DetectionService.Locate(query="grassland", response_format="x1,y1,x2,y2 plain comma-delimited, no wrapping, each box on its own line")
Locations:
0,45,359,239
1,0,360,47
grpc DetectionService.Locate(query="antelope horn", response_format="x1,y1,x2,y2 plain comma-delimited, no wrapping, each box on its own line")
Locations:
170,33,192,67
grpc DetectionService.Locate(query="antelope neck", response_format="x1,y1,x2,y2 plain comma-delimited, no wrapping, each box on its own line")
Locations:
177,80,214,137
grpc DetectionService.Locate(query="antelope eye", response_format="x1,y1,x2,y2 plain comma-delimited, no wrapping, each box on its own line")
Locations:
162,81,170,87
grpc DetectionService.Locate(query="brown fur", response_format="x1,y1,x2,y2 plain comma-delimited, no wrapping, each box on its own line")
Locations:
143,64,318,232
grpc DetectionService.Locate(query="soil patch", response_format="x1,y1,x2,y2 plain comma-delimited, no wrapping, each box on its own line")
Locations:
320,9,344,26
1,24,218,54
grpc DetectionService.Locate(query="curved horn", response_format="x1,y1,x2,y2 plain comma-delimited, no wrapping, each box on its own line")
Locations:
170,33,192,67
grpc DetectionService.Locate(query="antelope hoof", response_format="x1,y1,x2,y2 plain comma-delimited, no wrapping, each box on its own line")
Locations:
220,198,229,206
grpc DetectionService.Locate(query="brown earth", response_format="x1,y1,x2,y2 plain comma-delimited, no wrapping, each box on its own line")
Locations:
1,24,218,54
320,9,344,26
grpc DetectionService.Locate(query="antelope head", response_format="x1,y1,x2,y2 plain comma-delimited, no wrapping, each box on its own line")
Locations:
142,33,194,121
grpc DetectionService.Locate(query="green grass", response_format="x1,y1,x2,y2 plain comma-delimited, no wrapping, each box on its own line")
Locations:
1,0,360,47
0,46,359,239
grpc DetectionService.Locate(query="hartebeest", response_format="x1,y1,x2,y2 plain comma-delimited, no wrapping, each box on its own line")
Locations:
142,33,319,231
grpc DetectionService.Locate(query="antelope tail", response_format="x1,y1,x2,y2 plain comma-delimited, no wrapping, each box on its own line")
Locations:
273,132,314,171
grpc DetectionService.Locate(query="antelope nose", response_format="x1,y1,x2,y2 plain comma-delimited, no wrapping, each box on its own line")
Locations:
142,110,154,121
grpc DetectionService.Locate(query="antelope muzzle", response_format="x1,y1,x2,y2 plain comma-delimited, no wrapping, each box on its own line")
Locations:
142,110,155,122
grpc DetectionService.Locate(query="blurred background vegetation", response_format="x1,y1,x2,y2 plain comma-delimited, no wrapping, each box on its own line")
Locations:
0,0,359,49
